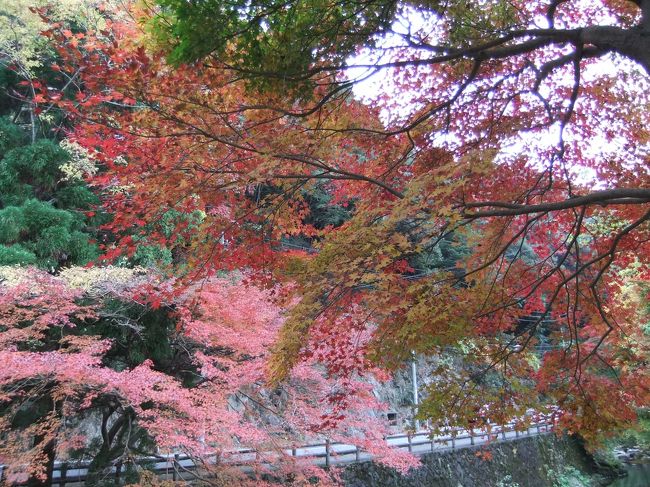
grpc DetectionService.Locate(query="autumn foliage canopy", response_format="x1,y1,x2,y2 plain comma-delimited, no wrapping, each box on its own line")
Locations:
1,0,649,484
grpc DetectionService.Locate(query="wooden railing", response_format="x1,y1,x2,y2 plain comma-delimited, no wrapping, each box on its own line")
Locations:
0,417,555,485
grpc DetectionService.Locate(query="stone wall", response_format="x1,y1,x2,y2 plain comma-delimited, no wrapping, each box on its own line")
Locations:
343,434,611,487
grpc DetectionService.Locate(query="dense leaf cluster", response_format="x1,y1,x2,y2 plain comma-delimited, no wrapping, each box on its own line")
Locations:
0,119,98,268
151,0,397,93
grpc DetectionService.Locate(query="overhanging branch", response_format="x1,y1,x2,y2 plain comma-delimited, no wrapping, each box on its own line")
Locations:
463,188,650,218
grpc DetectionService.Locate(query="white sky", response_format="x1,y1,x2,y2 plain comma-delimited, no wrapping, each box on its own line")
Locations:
343,5,649,187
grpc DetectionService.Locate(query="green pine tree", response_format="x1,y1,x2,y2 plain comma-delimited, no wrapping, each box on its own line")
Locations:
0,118,99,268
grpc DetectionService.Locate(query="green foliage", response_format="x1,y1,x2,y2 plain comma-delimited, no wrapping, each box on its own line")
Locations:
302,184,355,230
0,68,22,117
604,408,650,452
409,231,470,273
148,0,519,95
0,121,99,268
0,0,118,74
132,244,174,268
0,244,38,265
149,0,397,94
129,208,205,269
0,117,27,157
496,475,521,487
547,465,593,487
0,198,98,268
426,0,519,47
0,139,70,205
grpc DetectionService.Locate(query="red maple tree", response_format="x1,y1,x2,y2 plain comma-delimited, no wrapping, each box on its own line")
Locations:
31,0,650,451
0,267,414,485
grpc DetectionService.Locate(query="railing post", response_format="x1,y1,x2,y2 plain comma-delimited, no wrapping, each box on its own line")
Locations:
291,447,296,457
78,460,86,484
325,439,330,468
115,461,122,484
172,454,179,481
470,429,475,446
59,462,67,487
407,433,413,453
355,445,360,462
515,428,519,438
431,436,435,452
451,432,456,449
501,425,506,440
537,422,541,434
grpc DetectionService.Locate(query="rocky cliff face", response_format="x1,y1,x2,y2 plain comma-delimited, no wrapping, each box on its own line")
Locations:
369,356,438,432
343,434,613,487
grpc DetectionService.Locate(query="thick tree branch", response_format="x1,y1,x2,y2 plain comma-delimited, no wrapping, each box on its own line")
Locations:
580,25,650,74
463,189,650,218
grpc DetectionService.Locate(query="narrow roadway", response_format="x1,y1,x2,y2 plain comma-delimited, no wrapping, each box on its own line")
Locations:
25,419,554,484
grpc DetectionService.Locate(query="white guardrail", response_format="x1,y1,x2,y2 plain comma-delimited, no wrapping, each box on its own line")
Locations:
0,416,555,485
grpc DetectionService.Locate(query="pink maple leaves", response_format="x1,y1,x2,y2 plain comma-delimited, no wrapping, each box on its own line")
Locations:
1,269,413,484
